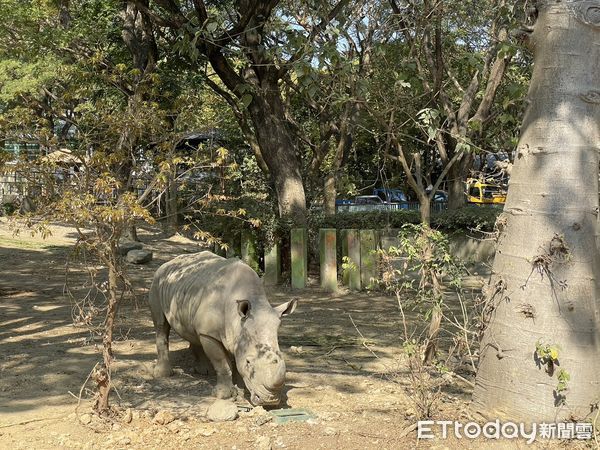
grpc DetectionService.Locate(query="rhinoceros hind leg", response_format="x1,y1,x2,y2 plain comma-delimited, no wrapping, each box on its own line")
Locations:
199,336,237,400
153,315,172,378
190,343,216,376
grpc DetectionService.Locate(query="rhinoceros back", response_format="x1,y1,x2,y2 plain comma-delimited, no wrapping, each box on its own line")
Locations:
149,251,264,344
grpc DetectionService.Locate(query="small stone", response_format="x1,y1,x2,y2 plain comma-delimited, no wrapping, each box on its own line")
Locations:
122,408,133,423
206,399,238,422
180,432,191,441
199,427,216,437
126,249,153,264
323,427,337,436
234,425,248,434
111,423,121,431
118,437,131,446
153,410,176,425
80,414,92,425
289,346,303,354
118,241,143,256
255,415,272,426
167,419,187,433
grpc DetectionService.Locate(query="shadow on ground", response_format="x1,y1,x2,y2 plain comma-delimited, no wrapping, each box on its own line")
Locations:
0,224,483,421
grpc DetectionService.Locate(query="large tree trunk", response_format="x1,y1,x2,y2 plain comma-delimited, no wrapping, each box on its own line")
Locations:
447,156,470,210
473,0,600,422
249,90,307,225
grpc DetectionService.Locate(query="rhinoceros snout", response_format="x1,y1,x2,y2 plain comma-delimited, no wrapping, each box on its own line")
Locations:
251,391,281,406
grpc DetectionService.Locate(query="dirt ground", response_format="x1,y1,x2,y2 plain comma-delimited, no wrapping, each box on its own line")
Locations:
0,220,589,449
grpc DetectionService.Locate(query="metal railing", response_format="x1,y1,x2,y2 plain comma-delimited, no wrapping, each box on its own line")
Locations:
336,201,448,213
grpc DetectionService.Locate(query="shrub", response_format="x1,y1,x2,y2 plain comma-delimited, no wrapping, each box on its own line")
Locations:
1,201,18,216
311,206,501,233
431,206,501,232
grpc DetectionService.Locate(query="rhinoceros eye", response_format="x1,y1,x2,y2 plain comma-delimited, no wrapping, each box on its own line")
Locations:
245,358,251,367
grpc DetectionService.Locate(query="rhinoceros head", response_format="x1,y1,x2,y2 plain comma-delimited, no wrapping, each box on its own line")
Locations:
234,298,297,406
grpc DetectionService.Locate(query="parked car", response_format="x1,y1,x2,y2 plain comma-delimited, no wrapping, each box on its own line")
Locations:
432,190,448,202
373,188,408,203
466,179,506,205
355,195,385,205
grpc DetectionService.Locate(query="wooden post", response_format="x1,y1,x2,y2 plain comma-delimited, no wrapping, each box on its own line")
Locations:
346,229,361,291
319,228,337,292
291,228,308,289
340,229,349,286
241,230,259,272
226,234,240,258
263,242,281,286
360,229,378,289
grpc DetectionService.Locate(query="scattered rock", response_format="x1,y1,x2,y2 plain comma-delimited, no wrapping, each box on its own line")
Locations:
141,409,154,419
289,346,303,354
180,432,192,441
118,241,143,256
126,249,153,264
153,410,176,425
166,419,188,434
111,423,121,431
79,414,92,425
323,427,337,436
206,399,238,422
118,437,131,446
246,406,267,417
254,436,271,450
255,414,273,426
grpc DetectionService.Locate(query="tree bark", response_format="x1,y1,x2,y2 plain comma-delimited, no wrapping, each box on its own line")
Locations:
164,168,178,232
94,241,119,414
447,155,472,209
323,172,336,215
248,89,307,225
418,193,431,226
473,0,600,421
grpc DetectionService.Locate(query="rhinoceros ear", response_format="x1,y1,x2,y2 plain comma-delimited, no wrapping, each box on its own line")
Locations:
274,298,298,317
237,300,251,319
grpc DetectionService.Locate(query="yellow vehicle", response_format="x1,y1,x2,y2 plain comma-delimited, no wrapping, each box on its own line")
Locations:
466,178,507,205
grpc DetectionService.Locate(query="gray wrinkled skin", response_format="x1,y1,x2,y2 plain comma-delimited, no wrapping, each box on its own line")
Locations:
148,251,296,406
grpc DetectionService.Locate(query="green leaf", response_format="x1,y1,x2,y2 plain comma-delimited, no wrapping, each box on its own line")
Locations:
240,94,253,109
206,21,218,34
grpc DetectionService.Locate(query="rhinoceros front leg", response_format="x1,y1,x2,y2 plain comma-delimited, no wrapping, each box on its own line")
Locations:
153,315,173,378
190,343,216,376
199,336,237,400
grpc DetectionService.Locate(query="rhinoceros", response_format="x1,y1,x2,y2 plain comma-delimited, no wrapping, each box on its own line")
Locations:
148,251,297,406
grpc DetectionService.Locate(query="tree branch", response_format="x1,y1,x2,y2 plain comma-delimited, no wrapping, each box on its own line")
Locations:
277,0,350,78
